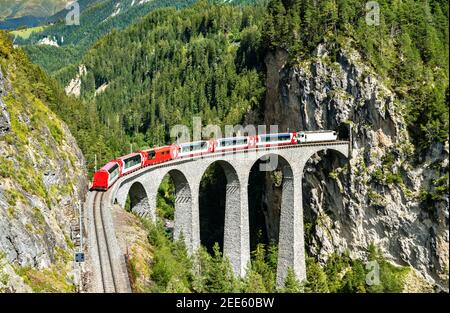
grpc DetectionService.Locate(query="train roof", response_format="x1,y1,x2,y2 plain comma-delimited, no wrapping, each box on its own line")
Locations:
217,136,247,140
297,130,336,133
100,161,119,172
118,152,142,160
141,145,172,152
179,140,207,146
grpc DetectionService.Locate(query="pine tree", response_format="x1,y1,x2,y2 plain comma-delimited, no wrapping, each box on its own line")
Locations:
282,267,302,293
204,243,237,292
305,257,329,293
251,243,276,292
243,270,267,292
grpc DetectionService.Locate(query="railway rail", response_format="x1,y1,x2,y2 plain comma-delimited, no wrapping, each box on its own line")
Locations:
92,192,118,292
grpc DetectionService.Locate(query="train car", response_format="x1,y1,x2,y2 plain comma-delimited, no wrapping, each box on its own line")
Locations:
90,161,121,191
175,140,214,158
213,136,250,152
256,132,297,147
141,145,177,166
117,152,144,175
296,131,337,143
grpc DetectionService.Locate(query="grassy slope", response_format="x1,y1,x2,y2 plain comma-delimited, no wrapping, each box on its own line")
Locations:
10,26,47,39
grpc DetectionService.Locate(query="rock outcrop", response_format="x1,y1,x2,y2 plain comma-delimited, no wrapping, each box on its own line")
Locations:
64,65,86,97
263,40,449,291
0,33,88,292
0,70,10,136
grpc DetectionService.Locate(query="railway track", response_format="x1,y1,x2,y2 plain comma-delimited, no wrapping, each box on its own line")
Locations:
92,192,118,292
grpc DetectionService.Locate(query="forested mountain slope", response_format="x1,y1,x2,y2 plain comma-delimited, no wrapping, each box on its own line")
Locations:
53,1,266,173
18,0,198,76
0,32,87,292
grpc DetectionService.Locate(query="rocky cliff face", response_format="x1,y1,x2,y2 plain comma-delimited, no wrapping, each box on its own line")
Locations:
263,41,449,291
0,34,88,292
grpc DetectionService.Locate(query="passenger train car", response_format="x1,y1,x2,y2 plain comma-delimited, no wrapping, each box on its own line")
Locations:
175,140,214,158
90,130,337,191
141,146,177,166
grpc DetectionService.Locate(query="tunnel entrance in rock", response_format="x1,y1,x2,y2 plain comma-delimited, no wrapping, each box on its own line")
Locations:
302,149,348,255
199,162,227,254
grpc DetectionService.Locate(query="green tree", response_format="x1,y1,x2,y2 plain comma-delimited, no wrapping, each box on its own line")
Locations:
305,257,329,293
204,243,238,293
283,267,302,293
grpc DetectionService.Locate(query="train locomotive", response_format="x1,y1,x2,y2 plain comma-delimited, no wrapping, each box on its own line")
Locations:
90,130,337,191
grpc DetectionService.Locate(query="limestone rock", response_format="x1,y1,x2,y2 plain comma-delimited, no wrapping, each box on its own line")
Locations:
0,53,88,292
263,41,449,291
0,70,10,136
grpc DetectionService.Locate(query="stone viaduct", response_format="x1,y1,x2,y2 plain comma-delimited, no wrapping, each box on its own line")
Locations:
107,142,349,286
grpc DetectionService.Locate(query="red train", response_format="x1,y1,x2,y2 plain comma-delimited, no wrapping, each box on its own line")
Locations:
90,131,337,191
91,146,175,190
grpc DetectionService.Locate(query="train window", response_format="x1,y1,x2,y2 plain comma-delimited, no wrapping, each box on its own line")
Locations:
124,155,141,169
108,164,119,174
191,142,207,151
148,150,156,159
181,145,190,153
259,135,269,143
277,134,291,141
108,164,119,180
260,134,290,142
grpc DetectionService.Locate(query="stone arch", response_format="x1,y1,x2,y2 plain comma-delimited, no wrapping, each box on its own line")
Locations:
127,181,151,217
198,160,240,246
248,153,295,286
155,169,193,246
300,146,349,174
199,159,244,275
247,153,293,249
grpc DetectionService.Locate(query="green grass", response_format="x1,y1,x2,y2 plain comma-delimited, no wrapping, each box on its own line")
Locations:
7,207,15,218
10,26,46,40
32,207,45,225
14,263,75,293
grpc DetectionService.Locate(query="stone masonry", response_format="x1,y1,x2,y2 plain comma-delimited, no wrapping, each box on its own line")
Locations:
109,142,349,286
